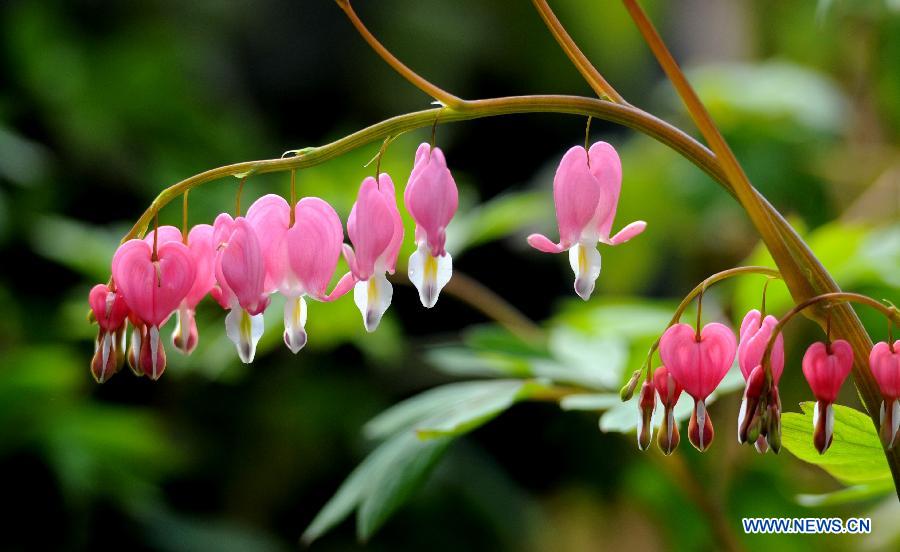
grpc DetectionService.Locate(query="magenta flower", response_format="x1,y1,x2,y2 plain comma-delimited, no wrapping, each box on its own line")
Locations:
869,341,900,448
653,365,683,455
247,194,354,352
212,214,270,363
88,283,130,383
112,236,196,379
736,310,784,449
802,340,854,454
527,142,646,300
659,322,736,451
404,143,458,308
342,174,404,332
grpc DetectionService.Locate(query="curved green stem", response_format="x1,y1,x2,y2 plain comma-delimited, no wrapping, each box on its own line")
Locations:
121,94,728,241
762,293,900,381
634,266,781,385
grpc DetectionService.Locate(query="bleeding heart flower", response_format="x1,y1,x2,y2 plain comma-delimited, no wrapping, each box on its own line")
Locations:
870,341,900,448
736,310,784,450
653,365,682,455
636,379,656,451
245,194,354,353
88,283,130,383
404,143,458,308
112,237,196,379
169,224,216,354
527,142,646,300
212,214,270,363
802,340,854,454
342,174,404,332
659,322,736,451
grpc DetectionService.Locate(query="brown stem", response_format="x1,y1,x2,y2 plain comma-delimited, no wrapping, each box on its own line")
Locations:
334,0,465,108
621,0,900,498
530,0,626,103
652,451,744,552
388,271,545,343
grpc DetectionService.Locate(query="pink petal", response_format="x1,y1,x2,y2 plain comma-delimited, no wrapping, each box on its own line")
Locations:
112,239,196,327
870,341,900,400
286,197,344,299
323,271,356,302
377,174,405,274
404,143,458,257
89,284,129,332
802,340,854,403
185,224,217,307
659,322,736,400
587,141,622,241
553,146,602,248
737,311,784,383
607,220,647,246
246,194,291,292
215,216,269,315
347,176,397,280
143,225,183,246
526,233,567,254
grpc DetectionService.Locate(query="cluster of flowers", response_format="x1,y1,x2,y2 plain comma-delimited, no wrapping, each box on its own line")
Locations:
89,139,649,383
636,312,900,455
88,142,458,382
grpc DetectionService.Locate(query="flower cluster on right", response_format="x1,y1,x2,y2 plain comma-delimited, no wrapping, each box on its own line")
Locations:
635,312,899,456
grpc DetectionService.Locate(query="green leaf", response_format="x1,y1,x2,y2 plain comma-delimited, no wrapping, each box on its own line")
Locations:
301,431,451,544
356,433,452,541
559,393,623,411
796,480,894,507
781,402,891,485
364,380,542,441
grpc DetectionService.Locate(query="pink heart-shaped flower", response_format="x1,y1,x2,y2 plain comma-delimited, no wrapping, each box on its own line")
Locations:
869,341,900,401
802,340,854,403
112,238,196,327
737,309,784,383
659,322,737,400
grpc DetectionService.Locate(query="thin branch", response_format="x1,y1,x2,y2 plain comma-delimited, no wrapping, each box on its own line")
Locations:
335,0,466,108
530,0,626,103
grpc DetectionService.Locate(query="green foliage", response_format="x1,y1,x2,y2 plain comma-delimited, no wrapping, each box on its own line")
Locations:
782,402,892,486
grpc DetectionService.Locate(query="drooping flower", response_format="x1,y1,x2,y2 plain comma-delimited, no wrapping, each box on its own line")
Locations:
88,283,130,383
802,340,854,454
636,379,656,451
869,341,900,448
736,310,785,452
112,236,196,379
342,174,404,332
404,143,458,308
527,142,646,300
659,322,736,451
212,214,270,363
653,365,683,455
246,194,354,352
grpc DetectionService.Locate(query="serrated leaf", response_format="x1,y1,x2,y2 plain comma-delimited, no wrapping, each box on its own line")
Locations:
781,402,891,485
356,433,452,541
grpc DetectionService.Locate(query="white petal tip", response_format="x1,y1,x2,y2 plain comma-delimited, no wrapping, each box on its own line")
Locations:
408,247,451,309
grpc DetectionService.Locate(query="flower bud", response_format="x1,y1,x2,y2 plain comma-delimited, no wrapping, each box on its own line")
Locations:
636,380,656,451
620,369,642,401
688,399,714,452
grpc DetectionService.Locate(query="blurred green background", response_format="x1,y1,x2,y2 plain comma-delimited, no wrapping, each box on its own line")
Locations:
1,0,899,550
